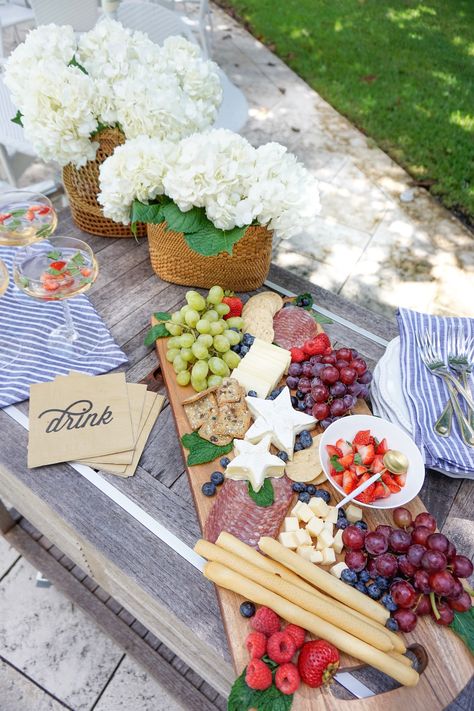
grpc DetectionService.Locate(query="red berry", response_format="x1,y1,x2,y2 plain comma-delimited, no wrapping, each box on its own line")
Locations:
352,429,372,446
49,260,66,271
290,347,306,363
275,662,300,695
245,659,272,691
303,334,331,356
298,640,340,688
251,606,280,636
284,624,306,649
267,631,297,664
245,631,267,659
222,295,243,319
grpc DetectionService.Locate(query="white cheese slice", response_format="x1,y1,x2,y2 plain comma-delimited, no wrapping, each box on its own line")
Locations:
310,550,324,564
308,497,330,518
346,503,363,523
283,517,299,533
231,368,271,399
278,531,298,549
306,516,325,537
330,561,349,579
296,545,314,561
332,528,344,554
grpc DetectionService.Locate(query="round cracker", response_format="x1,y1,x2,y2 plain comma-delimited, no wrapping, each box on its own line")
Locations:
285,434,323,482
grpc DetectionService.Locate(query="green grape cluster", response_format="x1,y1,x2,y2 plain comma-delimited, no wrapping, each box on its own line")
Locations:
165,285,244,392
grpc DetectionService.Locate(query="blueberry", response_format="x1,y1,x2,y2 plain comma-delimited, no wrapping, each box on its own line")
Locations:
294,441,304,451
277,451,289,462
301,297,311,306
337,508,346,519
299,430,313,449
298,491,311,503
291,396,299,408
247,390,258,397
385,618,399,632
201,481,216,497
229,327,240,332
358,570,370,583
355,582,368,595
381,593,398,612
341,569,358,585
210,471,224,486
375,576,389,591
240,601,256,618
239,345,249,356
336,518,349,529
269,387,283,399
297,401,307,412
220,456,230,469
292,482,306,493
231,344,241,353
354,520,368,531
295,389,305,400
313,489,331,504
242,333,255,347
366,583,382,600
306,484,316,496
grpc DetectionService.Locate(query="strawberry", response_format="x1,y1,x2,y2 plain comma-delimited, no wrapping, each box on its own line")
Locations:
353,429,372,446
267,631,296,664
303,333,331,356
245,631,267,659
332,472,343,486
49,260,66,271
275,663,300,695
338,453,354,469
222,295,243,319
373,481,387,499
326,444,343,458
342,469,357,494
251,606,280,636
290,347,306,363
371,454,385,474
36,205,51,215
283,624,306,650
356,485,376,503
394,472,407,487
80,267,92,278
298,640,340,688
354,464,368,477
0,212,12,224
336,438,353,456
382,472,401,493
245,659,272,691
42,278,59,291
376,438,389,455
356,443,375,466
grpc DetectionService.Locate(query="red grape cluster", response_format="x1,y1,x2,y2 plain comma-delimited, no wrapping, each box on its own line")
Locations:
286,348,372,428
341,508,473,633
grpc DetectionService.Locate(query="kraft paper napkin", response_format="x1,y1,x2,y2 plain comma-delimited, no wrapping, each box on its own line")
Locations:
28,372,134,468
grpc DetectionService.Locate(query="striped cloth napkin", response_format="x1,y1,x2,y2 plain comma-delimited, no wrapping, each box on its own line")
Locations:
0,246,128,408
397,308,474,477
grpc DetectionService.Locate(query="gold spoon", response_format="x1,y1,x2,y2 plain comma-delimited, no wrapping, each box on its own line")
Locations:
383,449,409,474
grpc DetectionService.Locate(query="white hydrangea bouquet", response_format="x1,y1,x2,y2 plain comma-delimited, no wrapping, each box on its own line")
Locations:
98,129,320,289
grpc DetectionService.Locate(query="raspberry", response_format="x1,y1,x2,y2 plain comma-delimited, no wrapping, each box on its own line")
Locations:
284,624,306,649
251,607,280,637
303,333,331,356
275,662,300,695
245,659,272,691
267,631,297,664
245,631,267,659
290,347,306,363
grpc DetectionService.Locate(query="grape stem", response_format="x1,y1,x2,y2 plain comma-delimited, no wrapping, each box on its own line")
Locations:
430,591,441,620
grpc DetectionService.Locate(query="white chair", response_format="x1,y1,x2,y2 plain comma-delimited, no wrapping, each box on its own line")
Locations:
117,1,248,132
0,1,35,58
28,0,99,32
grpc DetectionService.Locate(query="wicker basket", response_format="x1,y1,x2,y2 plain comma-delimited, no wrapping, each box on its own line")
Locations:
147,222,273,291
62,128,146,238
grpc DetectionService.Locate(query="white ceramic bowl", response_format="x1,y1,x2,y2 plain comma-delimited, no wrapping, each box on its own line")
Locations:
318,415,425,509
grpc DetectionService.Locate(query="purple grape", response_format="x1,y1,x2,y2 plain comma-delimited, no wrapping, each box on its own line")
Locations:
330,382,346,397
343,394,356,409
350,349,359,359
298,377,312,393
301,362,313,378
311,377,322,389
347,382,363,396
320,418,332,429
330,398,346,417
303,394,315,408
286,375,299,389
358,385,370,399
358,371,373,384
288,363,302,377
311,363,326,376
309,355,322,365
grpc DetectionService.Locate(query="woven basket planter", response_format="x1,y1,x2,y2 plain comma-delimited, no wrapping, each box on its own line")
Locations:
62,128,146,239
147,222,273,291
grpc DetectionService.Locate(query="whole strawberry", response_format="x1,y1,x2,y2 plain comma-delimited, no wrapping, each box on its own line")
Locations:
245,658,272,691
284,624,306,650
245,631,267,659
303,333,331,356
251,606,280,637
222,294,243,319
298,640,340,687
275,662,300,695
267,631,297,664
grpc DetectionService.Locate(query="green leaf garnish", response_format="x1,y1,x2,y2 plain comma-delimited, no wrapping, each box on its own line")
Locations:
292,292,333,324
144,323,169,346
161,203,208,234
353,453,362,465
68,55,88,74
36,225,53,238
184,224,247,257
70,252,85,266
47,250,62,260
311,312,334,324
247,478,275,507
18,276,29,288
228,666,293,711
181,432,233,466
330,455,344,472
11,110,23,127
450,606,474,655
153,312,171,321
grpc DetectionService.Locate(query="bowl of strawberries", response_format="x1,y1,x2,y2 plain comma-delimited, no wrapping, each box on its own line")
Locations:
319,415,425,509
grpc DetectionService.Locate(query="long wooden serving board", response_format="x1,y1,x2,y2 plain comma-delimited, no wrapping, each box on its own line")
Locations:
153,301,472,709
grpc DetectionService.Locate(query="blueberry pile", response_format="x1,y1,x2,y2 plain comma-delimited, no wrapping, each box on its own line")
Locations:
201,469,225,497
292,482,331,504
293,429,313,452
230,332,254,357
341,568,396,613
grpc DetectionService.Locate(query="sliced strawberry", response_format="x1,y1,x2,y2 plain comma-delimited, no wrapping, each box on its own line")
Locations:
353,429,371,446
371,454,385,474
332,472,343,486
338,453,354,469
336,438,353,456
354,465,368,477
356,484,376,503
394,473,407,487
342,469,358,494
382,472,401,493
50,260,66,271
373,482,386,499
326,444,343,458
376,438,389,455
356,443,375,466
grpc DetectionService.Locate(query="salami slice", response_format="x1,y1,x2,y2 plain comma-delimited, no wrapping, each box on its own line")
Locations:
273,305,318,349
204,476,293,549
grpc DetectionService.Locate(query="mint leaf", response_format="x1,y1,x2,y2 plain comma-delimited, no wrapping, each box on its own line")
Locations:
247,479,275,507
311,311,334,325
181,432,233,466
144,323,169,346
228,668,293,711
353,453,362,465
47,250,62,260
330,455,344,472
450,607,474,655
11,110,23,127
184,224,247,257
130,200,164,230
292,293,333,324
161,203,208,233
153,312,171,321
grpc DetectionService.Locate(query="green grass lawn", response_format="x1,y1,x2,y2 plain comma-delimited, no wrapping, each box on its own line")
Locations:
220,0,474,223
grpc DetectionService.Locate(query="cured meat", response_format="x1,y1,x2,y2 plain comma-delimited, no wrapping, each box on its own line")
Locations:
273,305,318,349
204,476,294,549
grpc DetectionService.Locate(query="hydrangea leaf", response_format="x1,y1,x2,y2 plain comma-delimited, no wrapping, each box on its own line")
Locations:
161,203,208,233
184,225,247,256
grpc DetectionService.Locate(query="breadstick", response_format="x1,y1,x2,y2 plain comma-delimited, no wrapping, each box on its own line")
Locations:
259,537,388,625
196,539,393,652
388,650,413,667
204,562,419,687
216,532,405,653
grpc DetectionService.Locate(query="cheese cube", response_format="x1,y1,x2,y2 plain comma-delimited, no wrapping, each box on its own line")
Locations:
283,517,299,533
278,532,298,549
330,562,348,579
294,528,312,546
306,516,325,537
346,503,363,523
317,528,334,549
309,497,330,518
323,520,334,534
292,501,314,523
321,548,336,565
332,528,344,555
325,507,338,524
316,537,326,551
297,545,314,561
310,550,324,564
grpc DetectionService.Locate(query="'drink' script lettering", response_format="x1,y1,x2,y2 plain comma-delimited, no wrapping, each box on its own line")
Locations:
38,400,114,433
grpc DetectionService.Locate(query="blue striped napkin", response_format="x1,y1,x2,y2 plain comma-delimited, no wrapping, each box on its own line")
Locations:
0,246,128,408
397,308,474,477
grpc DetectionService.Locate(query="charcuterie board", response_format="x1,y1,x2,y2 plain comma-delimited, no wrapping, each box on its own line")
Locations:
153,295,473,709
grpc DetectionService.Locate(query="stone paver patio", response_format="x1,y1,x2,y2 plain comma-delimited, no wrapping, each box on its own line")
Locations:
0,4,473,710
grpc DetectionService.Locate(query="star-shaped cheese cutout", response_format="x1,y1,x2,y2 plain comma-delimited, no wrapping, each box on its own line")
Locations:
225,435,286,492
244,386,316,460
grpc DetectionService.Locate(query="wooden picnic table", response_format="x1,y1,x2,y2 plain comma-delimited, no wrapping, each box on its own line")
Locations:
0,208,472,709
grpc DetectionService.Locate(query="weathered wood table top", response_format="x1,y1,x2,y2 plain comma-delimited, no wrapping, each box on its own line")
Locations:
0,209,472,708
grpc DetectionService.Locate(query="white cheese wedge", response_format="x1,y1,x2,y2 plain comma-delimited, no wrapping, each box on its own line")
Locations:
296,545,314,561
251,339,291,363
231,368,271,399
321,547,336,565
317,528,334,549
346,503,363,523
283,517,300,533
308,497,330,518
278,531,298,549
330,562,348,579
325,507,338,524
294,529,312,546
292,501,314,523
306,516,325,537
310,550,324,564
332,528,344,555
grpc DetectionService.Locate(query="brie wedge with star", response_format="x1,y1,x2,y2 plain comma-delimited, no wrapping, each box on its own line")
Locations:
225,434,286,492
